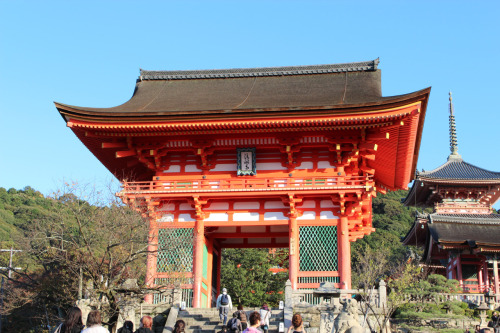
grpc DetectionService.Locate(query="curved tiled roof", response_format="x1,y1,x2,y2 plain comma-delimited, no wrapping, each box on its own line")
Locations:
140,59,379,80
429,213,500,224
418,155,500,181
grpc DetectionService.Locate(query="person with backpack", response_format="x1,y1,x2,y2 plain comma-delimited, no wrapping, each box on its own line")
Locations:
227,312,242,333
216,287,233,325
259,303,270,333
235,304,248,330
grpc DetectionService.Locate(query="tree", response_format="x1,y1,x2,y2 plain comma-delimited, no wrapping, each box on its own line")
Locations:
0,181,154,332
221,248,288,307
353,245,422,333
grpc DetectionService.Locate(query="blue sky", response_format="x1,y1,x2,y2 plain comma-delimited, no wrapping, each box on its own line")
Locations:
1,1,499,207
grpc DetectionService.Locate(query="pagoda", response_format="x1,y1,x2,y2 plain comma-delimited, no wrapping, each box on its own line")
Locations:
55,59,430,307
403,93,500,300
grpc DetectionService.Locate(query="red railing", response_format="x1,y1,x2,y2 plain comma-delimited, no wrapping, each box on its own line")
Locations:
120,175,373,195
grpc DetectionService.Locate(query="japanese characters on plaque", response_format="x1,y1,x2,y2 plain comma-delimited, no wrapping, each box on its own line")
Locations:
237,148,256,176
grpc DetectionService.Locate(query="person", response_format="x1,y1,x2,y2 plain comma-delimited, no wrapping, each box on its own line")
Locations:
227,312,242,333
82,310,108,333
135,316,153,333
235,304,248,330
492,312,500,333
475,325,481,333
55,306,84,333
216,287,233,325
242,311,261,333
118,321,134,333
173,319,186,333
259,303,270,333
287,313,306,333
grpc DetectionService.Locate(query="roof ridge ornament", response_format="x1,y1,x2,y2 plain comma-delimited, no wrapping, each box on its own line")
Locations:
448,91,462,161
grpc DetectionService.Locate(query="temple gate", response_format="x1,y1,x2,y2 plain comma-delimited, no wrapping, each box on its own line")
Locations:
55,59,430,307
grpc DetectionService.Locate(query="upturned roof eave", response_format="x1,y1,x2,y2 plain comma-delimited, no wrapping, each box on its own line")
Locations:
55,87,431,122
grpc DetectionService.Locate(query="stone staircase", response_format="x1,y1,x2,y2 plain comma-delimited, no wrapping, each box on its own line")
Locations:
177,307,284,333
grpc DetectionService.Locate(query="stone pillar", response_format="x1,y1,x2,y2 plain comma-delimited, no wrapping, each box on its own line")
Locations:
192,217,205,308
284,279,293,308
379,280,387,309
338,215,351,289
289,217,299,290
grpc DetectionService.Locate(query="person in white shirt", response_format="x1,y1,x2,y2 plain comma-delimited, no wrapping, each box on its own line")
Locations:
216,287,233,325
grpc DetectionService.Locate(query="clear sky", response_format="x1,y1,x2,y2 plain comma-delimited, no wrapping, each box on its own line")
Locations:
1,1,499,207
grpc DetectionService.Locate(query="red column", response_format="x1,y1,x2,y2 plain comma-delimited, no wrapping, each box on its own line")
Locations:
145,218,158,304
483,260,490,291
339,215,351,289
478,265,484,292
289,216,298,290
192,218,205,308
493,259,499,302
457,256,463,291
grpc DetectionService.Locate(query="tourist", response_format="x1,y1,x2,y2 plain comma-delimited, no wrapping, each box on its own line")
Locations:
216,287,233,325
82,310,108,333
242,311,261,333
135,316,153,333
235,304,248,330
54,306,84,333
259,303,270,333
173,319,186,333
287,313,306,333
492,312,500,333
118,320,134,333
227,312,242,333
475,325,481,333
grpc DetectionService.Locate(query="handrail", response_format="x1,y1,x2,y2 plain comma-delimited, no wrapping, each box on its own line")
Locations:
119,175,373,195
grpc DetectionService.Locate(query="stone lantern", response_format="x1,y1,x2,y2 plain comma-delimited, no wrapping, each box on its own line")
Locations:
477,302,490,328
485,290,496,310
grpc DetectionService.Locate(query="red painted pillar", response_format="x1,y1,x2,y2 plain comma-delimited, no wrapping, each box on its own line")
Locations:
289,216,298,290
145,217,158,304
493,259,499,302
483,260,490,291
339,215,351,289
478,265,484,292
457,256,463,291
192,218,205,308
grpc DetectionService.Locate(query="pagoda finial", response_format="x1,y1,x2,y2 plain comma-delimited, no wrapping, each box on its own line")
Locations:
448,91,461,160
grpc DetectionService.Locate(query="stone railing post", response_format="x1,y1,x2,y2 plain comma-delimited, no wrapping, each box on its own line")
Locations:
284,279,293,332
285,279,293,308
379,280,387,308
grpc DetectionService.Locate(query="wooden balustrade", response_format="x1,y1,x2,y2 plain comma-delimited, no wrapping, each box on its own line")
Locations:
120,175,373,196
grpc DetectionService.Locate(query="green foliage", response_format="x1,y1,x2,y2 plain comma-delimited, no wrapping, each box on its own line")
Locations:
221,248,287,307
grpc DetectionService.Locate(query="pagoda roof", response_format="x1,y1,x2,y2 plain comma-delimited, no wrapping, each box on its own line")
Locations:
55,59,428,120
418,155,500,182
403,155,500,207
428,214,500,247
402,212,500,258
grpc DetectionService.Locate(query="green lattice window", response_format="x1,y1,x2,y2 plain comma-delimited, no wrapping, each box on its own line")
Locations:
462,265,478,282
299,226,338,271
157,228,193,273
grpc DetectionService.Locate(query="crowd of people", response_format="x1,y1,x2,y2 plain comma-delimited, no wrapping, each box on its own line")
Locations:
215,288,305,333
55,287,303,333
53,307,187,333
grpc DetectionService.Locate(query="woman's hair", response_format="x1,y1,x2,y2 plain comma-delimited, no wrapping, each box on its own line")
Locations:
237,304,243,311
173,319,186,333
123,320,134,331
292,313,303,328
141,316,153,329
86,310,102,327
63,307,83,332
249,311,261,326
